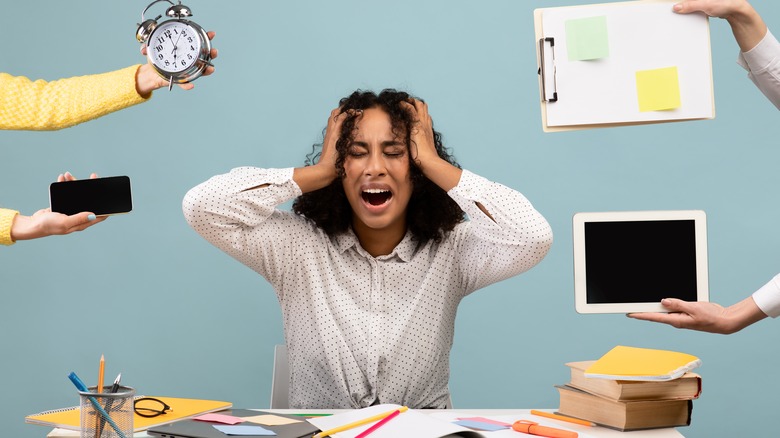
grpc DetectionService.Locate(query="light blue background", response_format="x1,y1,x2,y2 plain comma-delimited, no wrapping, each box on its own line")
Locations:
1,1,778,437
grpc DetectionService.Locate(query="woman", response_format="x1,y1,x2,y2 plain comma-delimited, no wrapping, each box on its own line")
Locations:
183,89,552,409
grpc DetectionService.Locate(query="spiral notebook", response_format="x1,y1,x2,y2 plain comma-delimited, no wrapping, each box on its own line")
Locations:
26,396,232,432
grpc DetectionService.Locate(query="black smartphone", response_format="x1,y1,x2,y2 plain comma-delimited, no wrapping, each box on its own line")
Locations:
49,175,133,216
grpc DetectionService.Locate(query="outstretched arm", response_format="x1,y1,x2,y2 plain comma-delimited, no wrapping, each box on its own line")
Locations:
628,296,767,334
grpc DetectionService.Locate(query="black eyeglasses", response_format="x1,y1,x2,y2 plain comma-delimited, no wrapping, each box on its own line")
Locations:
134,397,172,418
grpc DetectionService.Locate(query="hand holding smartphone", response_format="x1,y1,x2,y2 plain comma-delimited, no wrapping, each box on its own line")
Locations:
49,175,133,216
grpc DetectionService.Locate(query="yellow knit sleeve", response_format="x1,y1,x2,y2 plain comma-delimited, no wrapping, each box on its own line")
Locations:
0,65,150,131
0,208,20,246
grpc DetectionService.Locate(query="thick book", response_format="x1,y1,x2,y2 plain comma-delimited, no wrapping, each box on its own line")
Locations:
27,396,231,432
556,385,692,431
568,361,702,401
585,346,702,381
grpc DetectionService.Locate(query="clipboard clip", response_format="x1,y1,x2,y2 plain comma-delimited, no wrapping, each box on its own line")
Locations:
538,37,558,103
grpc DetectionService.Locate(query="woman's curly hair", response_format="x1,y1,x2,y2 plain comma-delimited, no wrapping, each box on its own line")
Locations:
292,89,465,244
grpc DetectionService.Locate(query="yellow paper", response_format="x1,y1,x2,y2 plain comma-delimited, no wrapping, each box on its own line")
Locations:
242,414,302,426
636,66,681,112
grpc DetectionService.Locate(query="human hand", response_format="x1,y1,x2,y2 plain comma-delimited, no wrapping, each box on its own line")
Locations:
10,172,107,242
136,30,218,95
627,296,767,334
672,0,749,18
401,99,439,171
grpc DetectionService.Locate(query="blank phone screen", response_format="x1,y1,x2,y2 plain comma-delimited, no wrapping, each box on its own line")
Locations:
49,176,132,216
584,220,698,304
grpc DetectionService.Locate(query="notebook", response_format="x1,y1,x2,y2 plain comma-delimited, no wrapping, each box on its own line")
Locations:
146,409,320,438
27,396,232,432
585,346,702,381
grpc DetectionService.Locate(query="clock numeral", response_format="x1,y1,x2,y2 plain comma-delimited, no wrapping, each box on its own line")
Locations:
164,60,170,67
164,30,172,39
187,54,193,60
156,36,165,44
173,28,179,35
182,30,187,36
158,54,164,60
155,44,164,52
190,45,196,51
187,37,193,43
181,60,187,67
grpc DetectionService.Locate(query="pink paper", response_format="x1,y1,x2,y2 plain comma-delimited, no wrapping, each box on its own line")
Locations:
456,416,512,427
193,413,246,425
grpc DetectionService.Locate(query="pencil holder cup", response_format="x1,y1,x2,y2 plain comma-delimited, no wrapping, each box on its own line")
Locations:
78,385,135,438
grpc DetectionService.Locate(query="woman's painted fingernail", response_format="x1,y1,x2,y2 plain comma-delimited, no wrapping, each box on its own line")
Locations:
88,214,96,221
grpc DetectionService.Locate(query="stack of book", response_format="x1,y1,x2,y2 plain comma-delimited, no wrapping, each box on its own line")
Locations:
555,346,702,431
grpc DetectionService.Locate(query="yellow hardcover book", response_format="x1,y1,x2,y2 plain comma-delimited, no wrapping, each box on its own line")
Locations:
585,346,701,381
26,396,232,432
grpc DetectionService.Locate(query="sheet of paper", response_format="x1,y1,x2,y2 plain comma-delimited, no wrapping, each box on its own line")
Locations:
636,66,681,112
565,15,609,61
453,419,509,431
456,416,512,427
193,413,245,425
241,414,301,426
213,424,276,436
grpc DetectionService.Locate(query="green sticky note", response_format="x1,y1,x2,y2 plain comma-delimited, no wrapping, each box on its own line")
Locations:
565,16,609,61
636,66,681,112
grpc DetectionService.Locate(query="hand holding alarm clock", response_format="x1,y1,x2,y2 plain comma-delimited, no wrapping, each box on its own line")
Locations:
136,0,214,90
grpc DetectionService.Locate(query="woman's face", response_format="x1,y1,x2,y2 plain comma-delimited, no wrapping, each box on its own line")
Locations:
342,107,413,239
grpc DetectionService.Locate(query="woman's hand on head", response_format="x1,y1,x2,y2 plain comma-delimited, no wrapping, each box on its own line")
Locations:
402,99,439,171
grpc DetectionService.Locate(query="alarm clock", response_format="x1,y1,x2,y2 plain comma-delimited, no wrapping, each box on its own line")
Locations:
136,0,212,88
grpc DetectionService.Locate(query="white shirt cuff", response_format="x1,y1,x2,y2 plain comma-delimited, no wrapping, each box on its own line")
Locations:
752,273,780,318
737,30,779,72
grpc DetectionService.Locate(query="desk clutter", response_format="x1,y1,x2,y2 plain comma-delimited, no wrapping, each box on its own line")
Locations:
554,346,702,431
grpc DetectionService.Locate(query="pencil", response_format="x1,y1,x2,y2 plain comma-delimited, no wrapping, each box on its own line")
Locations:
313,406,409,438
355,409,402,438
95,355,105,438
530,410,595,427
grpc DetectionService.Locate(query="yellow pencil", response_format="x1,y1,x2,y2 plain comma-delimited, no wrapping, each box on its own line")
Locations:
313,406,409,438
530,410,595,427
97,355,105,393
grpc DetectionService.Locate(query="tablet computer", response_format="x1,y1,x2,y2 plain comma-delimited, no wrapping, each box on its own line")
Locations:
573,210,709,314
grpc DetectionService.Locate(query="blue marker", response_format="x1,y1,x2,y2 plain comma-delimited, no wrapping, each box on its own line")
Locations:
67,372,128,438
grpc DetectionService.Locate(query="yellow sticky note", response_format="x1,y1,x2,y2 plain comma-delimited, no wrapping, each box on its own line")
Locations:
241,414,301,426
636,66,681,112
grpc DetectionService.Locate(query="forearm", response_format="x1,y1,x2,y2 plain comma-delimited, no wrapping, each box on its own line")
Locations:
725,2,768,52
419,156,463,193
0,65,148,131
292,163,338,194
721,296,768,333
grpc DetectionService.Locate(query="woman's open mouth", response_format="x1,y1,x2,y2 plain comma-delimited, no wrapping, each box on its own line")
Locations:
362,188,392,206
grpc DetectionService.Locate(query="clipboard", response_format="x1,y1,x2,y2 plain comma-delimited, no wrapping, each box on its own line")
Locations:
534,0,715,132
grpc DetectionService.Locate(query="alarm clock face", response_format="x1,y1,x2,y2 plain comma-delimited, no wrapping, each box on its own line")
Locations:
147,20,204,76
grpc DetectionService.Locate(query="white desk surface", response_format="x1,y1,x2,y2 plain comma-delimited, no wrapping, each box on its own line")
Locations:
47,408,685,437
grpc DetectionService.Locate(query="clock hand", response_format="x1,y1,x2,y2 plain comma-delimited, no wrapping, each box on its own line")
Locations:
171,30,184,59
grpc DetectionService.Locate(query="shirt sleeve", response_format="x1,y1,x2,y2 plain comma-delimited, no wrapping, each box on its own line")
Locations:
0,208,19,246
447,169,553,294
737,29,780,110
0,65,149,131
752,273,780,318
182,167,307,284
